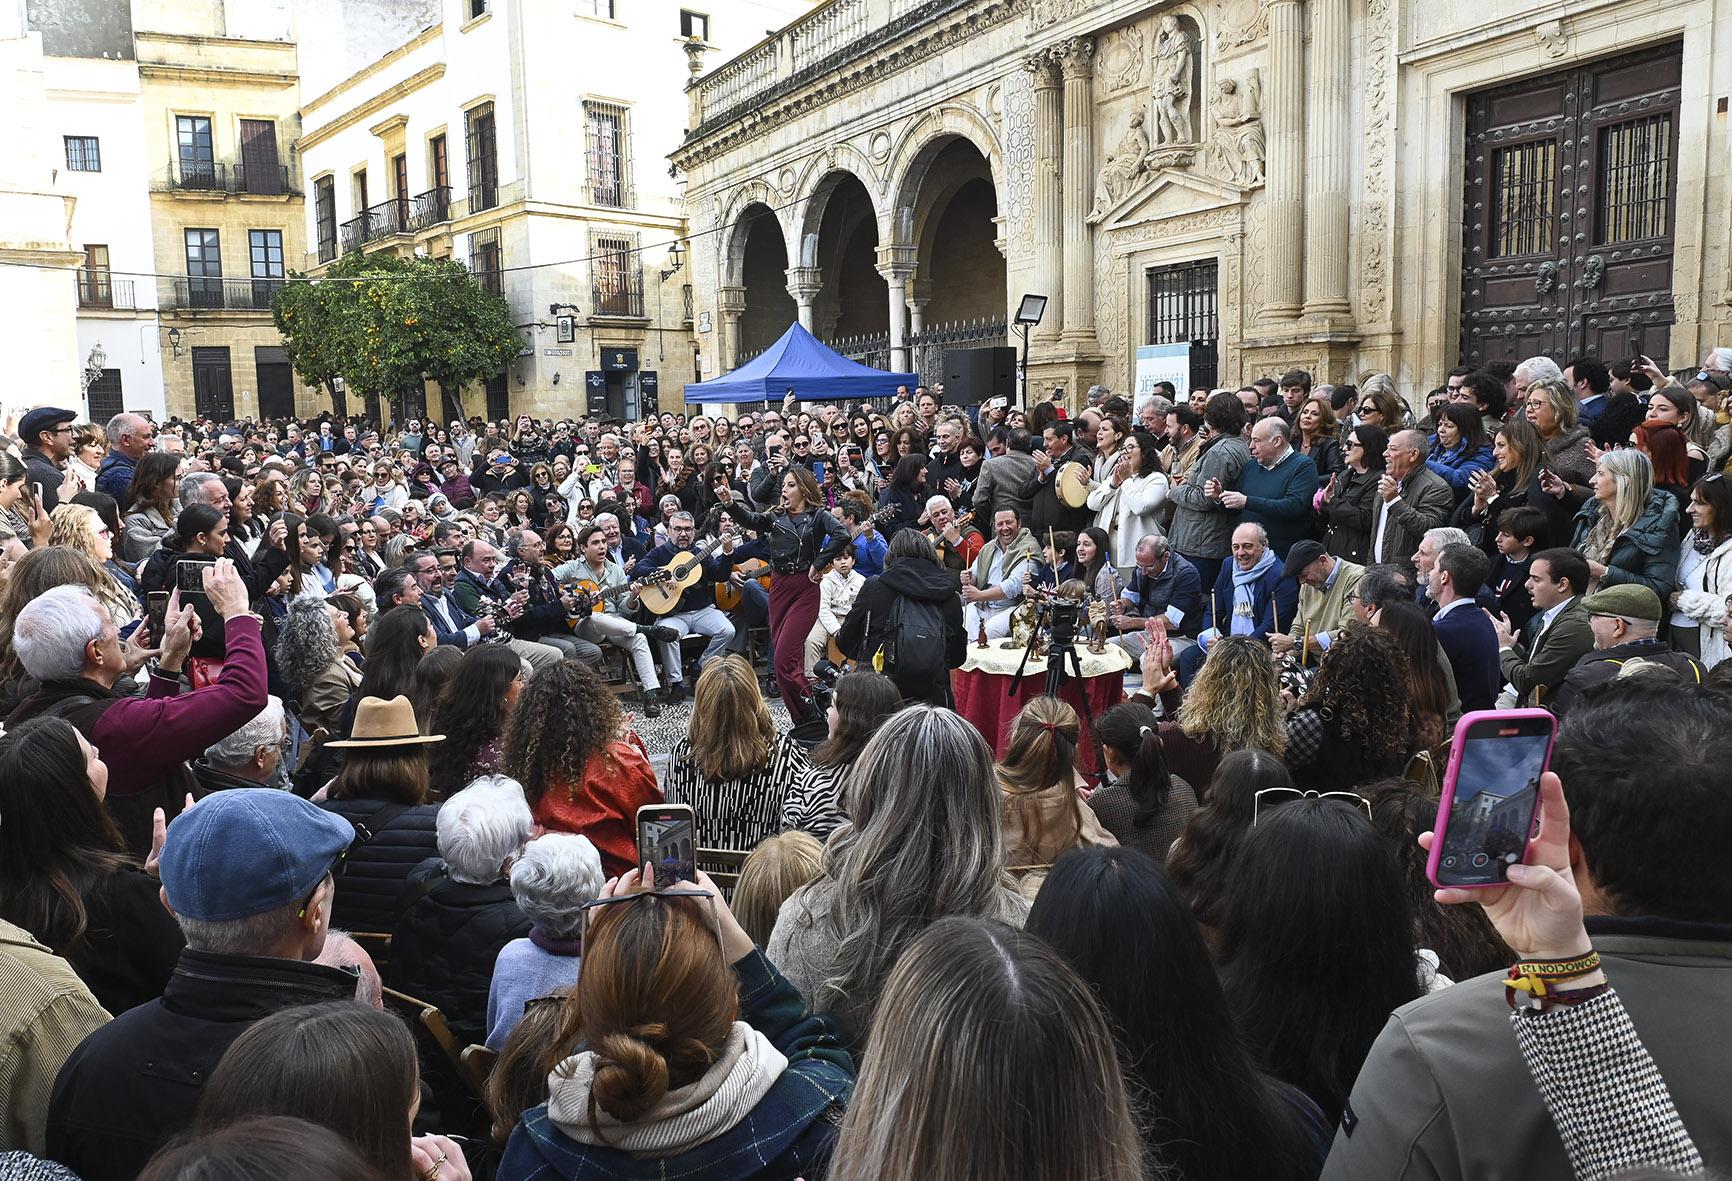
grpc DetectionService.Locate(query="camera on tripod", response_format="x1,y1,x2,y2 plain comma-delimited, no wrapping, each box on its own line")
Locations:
810,658,846,715
1045,592,1087,651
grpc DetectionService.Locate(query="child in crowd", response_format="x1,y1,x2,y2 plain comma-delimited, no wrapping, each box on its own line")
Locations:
1491,505,1545,632
806,548,864,679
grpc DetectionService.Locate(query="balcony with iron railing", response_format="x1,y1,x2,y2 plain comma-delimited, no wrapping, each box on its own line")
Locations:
341,199,409,254
407,186,452,231
165,276,285,311
586,178,635,209
158,159,299,196
77,274,137,311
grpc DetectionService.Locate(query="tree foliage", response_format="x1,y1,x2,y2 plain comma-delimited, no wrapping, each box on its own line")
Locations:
273,253,522,421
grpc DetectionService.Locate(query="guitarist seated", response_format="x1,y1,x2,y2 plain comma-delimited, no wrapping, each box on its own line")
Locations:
922,495,983,575
709,506,773,660
498,529,604,668
635,510,738,701
553,524,679,717
447,538,571,672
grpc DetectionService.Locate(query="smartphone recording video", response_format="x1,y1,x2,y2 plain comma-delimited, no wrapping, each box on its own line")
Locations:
175,557,215,594
636,804,696,885
1428,710,1555,889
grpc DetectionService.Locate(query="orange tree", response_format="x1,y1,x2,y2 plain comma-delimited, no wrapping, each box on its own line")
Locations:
273,253,521,423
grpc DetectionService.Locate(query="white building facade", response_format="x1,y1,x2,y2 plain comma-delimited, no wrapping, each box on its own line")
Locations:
50,52,168,421
296,0,812,423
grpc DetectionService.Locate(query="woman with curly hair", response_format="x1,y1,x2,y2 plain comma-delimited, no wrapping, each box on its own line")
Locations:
1147,633,1285,791
662,655,812,860
1283,622,1414,789
500,659,661,878
1375,599,1459,750
426,644,521,799
50,502,141,630
287,467,333,516
275,595,363,738
995,697,1116,897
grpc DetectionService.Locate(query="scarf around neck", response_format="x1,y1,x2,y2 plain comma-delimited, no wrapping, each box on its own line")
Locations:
1227,547,1280,635
546,1021,788,1157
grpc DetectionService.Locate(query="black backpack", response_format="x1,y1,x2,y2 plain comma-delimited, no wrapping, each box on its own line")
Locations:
870,594,946,692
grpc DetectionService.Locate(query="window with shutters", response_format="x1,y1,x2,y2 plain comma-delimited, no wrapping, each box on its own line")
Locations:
64,136,101,172
238,119,283,194
315,176,338,262
79,245,112,308
466,103,498,212
470,228,503,296
591,233,642,317
584,101,632,208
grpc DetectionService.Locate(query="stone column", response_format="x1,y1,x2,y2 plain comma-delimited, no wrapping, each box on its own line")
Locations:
785,266,823,332
907,278,932,337
876,245,916,371
1058,37,1096,344
1263,0,1305,320
1303,0,1351,318
718,286,747,370
1053,36,1094,341
1026,49,1064,342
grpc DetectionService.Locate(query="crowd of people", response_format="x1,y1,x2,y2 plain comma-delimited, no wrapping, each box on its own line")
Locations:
0,348,1729,1181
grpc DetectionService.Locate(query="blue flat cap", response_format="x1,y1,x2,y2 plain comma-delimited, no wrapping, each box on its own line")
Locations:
159,789,356,922
19,407,76,442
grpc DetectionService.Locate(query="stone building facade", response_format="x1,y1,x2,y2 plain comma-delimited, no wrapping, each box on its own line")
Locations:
673,0,1732,406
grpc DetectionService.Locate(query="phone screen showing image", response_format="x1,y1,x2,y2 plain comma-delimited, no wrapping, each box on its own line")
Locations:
639,813,696,884
1435,720,1551,887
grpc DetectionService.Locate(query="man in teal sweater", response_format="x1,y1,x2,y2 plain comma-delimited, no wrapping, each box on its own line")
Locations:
1217,417,1320,562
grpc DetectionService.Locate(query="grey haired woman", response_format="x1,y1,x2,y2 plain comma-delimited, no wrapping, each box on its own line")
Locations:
274,594,362,737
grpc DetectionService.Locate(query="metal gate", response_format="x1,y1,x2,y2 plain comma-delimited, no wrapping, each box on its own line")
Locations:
1146,260,1219,392
1460,42,1680,368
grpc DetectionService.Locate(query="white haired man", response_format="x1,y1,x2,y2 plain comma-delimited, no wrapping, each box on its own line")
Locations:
193,695,288,793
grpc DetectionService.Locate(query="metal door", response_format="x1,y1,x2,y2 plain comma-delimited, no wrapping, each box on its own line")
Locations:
191,347,235,421
1460,43,1680,368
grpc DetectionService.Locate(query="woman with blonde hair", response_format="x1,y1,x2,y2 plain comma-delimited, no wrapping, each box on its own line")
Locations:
287,466,333,516
1569,448,1680,597
662,654,812,859
829,917,1143,1181
732,830,823,949
768,705,1031,1043
995,697,1115,896
1524,377,1596,489
1148,633,1285,790
49,502,141,630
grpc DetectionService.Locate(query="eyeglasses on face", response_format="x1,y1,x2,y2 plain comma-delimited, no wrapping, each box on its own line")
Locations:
1253,787,1373,825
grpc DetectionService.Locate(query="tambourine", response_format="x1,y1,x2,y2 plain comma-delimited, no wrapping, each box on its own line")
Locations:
1056,461,1093,508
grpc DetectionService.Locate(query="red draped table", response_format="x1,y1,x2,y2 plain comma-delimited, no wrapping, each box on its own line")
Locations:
951,641,1132,778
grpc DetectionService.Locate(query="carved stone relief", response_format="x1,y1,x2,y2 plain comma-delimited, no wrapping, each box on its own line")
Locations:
1096,24,1145,93
1029,0,1089,32
1357,0,1395,323
1149,14,1196,147
1001,66,1036,258
1086,112,1150,223
1204,69,1265,187
1215,0,1269,52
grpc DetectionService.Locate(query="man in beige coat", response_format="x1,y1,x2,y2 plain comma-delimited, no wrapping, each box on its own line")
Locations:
1268,539,1364,666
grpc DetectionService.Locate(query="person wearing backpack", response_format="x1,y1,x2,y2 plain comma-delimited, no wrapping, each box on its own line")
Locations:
837,529,965,705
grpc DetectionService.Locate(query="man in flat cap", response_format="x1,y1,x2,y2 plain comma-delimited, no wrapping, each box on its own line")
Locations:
45,790,361,1181
1546,583,1707,718
19,406,78,513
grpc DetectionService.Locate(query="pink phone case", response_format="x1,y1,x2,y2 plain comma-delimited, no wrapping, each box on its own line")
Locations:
1426,708,1556,890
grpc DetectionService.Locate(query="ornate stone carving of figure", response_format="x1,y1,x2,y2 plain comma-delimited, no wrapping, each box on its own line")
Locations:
1207,69,1266,186
1086,111,1149,223
1150,15,1194,145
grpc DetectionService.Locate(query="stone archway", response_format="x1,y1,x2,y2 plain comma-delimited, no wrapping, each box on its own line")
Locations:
907,138,1003,325
731,202,797,360
797,170,886,347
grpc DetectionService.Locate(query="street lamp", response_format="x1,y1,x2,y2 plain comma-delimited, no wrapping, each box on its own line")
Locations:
1013,294,1047,407
660,239,686,282
81,343,107,395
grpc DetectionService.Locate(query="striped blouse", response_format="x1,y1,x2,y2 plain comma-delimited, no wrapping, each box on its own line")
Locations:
663,731,814,857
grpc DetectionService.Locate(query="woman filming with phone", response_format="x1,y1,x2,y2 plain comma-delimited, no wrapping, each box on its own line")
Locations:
495,866,854,1181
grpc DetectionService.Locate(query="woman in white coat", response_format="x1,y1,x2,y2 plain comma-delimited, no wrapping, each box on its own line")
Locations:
1669,476,1732,667
1087,430,1170,568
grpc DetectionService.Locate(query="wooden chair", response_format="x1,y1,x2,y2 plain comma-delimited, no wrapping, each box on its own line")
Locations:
697,846,749,891
460,1044,498,1091
382,986,489,1099
348,931,392,971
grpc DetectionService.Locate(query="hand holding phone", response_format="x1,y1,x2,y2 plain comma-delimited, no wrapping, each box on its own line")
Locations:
636,804,696,885
1426,710,1555,890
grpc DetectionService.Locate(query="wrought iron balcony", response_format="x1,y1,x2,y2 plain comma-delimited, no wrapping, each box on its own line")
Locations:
167,277,285,311
340,200,410,253
77,274,137,311
592,278,645,319
163,160,226,192
160,159,299,195
407,186,452,231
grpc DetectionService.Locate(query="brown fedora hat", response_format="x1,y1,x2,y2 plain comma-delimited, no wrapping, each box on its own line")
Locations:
325,695,445,748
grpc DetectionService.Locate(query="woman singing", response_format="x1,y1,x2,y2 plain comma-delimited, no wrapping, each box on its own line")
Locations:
726,466,849,719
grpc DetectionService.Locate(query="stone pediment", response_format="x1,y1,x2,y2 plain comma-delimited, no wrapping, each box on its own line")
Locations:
1096,167,1247,232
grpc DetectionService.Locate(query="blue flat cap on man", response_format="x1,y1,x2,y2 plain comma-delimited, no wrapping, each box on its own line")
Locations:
158,788,355,922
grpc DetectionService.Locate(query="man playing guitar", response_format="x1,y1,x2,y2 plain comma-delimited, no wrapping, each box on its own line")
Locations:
922,494,983,575
635,510,737,701
497,529,604,668
556,524,679,717
446,539,569,671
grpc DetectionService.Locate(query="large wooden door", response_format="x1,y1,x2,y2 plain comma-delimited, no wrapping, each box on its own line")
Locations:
191,347,235,421
1460,42,1680,369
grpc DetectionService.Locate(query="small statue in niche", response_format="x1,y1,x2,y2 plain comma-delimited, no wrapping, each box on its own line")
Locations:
1207,69,1266,187
1151,15,1195,145
1086,111,1150,223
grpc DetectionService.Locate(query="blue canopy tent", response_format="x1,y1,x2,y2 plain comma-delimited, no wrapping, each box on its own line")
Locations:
684,322,919,404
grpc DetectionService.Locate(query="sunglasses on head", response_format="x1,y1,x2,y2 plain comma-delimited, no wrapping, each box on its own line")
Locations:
1253,787,1372,825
